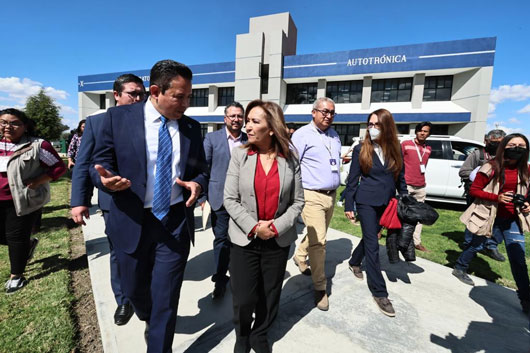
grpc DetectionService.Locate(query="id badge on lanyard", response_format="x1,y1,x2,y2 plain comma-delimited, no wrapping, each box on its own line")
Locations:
0,156,9,172
414,142,427,174
315,123,338,173
330,158,339,172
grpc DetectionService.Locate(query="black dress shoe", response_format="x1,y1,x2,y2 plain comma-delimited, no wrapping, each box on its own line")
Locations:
114,303,134,326
481,248,506,262
212,285,226,299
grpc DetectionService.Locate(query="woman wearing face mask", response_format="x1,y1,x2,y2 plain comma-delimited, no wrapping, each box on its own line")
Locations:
453,133,530,313
343,108,407,317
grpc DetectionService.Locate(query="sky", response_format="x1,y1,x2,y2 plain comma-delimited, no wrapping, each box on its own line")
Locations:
0,0,529,136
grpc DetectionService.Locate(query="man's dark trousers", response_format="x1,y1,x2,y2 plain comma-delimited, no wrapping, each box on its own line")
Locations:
102,211,127,306
115,203,190,353
211,206,230,287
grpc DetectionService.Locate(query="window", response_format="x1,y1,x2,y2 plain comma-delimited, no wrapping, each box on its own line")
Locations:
99,94,106,109
451,141,481,161
425,140,444,159
286,83,317,104
284,123,306,133
260,64,269,95
326,80,362,103
191,88,208,107
430,124,449,135
371,78,413,102
423,76,453,101
200,124,209,139
396,124,409,135
334,124,360,146
218,87,234,106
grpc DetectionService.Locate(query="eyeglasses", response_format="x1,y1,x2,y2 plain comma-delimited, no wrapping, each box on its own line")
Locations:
314,109,336,117
367,122,381,128
0,120,24,128
226,114,244,120
123,91,145,99
506,143,527,148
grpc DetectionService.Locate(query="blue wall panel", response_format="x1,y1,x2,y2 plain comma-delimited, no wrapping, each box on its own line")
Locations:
78,62,235,92
284,112,471,123
284,37,496,78
189,112,470,124
188,115,225,123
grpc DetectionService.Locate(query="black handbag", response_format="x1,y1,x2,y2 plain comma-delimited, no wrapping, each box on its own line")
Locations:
397,195,439,225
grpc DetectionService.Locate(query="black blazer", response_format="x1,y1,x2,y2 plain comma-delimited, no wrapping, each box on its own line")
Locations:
92,102,208,254
344,144,407,211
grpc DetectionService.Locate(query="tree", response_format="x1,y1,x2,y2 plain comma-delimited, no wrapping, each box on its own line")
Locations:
24,89,69,141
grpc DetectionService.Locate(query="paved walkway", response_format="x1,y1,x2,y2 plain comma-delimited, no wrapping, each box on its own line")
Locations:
82,203,530,353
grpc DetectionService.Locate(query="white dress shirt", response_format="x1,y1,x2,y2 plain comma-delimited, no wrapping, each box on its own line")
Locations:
373,143,385,165
143,99,183,208
226,127,243,155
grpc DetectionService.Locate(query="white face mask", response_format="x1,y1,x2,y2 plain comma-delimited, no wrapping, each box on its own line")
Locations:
369,127,380,140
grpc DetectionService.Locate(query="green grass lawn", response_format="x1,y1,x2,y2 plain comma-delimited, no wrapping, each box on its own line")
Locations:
331,186,530,290
0,177,77,353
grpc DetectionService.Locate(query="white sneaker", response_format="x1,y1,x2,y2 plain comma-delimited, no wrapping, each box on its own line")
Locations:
5,277,27,294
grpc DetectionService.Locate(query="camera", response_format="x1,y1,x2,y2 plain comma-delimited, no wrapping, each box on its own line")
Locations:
512,194,528,209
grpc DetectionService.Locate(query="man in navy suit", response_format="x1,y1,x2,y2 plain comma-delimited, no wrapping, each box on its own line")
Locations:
70,74,146,325
199,102,247,299
92,60,208,353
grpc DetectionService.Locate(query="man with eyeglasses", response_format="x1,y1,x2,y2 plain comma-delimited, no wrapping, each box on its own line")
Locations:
199,102,247,299
291,97,341,311
70,73,146,326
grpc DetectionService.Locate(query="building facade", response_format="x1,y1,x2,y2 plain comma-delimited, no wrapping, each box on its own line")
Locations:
78,12,495,145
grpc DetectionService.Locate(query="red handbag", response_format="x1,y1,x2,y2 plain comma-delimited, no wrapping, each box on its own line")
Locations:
379,198,401,229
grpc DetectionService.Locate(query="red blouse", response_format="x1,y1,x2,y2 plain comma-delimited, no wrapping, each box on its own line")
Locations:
248,148,280,238
470,165,530,219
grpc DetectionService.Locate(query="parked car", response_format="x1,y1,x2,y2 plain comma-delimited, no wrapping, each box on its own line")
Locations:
340,135,484,204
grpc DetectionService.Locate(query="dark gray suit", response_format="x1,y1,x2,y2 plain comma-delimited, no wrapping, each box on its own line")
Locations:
203,128,247,287
204,128,247,211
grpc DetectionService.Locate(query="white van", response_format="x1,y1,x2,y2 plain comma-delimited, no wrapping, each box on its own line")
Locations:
340,135,483,204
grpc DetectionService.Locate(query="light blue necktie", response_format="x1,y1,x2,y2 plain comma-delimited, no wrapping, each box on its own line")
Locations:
152,116,173,221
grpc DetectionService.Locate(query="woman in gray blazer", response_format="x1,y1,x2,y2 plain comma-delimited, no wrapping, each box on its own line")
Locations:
224,100,304,353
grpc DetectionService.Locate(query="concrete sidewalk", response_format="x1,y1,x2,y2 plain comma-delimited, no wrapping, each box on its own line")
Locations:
83,204,530,353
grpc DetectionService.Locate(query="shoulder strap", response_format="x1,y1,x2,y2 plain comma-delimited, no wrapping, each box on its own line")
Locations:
478,148,485,165
9,138,40,159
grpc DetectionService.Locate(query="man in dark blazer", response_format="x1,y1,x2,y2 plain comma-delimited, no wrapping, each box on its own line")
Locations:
70,73,146,326
200,101,247,299
92,60,208,353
